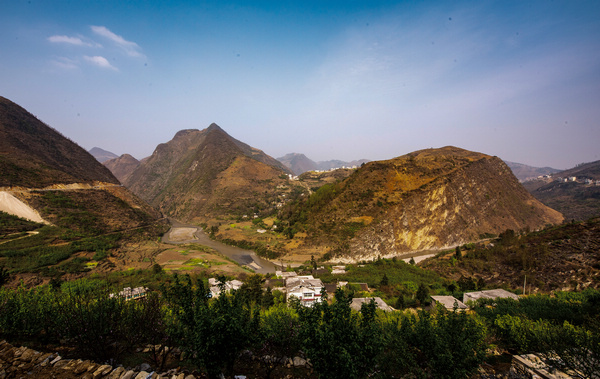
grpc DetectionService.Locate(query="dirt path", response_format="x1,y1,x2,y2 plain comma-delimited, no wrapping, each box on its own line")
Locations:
163,219,279,274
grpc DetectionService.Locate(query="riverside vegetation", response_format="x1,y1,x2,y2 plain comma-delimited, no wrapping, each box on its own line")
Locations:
1,272,599,378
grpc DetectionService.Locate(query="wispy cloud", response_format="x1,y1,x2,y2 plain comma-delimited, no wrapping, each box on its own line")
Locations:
90,25,144,58
84,55,118,71
51,57,79,70
48,35,97,47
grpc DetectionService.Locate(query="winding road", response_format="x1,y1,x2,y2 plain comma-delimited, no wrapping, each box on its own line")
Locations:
162,219,279,274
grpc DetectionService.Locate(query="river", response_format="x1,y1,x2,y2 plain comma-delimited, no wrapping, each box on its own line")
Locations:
162,219,279,274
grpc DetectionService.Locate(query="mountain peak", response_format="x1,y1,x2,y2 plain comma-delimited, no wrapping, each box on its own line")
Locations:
124,123,292,220
89,147,119,163
207,123,224,132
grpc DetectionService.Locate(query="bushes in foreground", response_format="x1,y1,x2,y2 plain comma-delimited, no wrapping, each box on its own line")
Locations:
472,290,600,378
1,277,598,378
0,276,489,378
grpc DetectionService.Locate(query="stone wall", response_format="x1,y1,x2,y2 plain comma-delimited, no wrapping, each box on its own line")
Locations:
0,340,198,379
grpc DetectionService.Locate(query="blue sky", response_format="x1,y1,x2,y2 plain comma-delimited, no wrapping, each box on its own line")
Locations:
1,0,599,169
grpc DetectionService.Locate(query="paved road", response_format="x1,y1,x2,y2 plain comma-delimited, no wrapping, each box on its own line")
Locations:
162,219,279,274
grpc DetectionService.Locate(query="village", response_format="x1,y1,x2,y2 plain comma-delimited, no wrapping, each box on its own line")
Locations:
107,268,570,378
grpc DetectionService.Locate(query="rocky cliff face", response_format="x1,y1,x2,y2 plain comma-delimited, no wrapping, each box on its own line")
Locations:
282,147,563,262
125,124,293,222
348,155,563,261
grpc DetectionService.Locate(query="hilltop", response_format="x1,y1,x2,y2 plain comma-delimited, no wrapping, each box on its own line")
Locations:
0,96,118,188
278,146,563,262
89,147,119,163
103,153,140,184
124,124,298,222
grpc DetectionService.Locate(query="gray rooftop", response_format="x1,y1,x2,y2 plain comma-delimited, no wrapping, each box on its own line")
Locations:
431,295,468,310
463,289,519,304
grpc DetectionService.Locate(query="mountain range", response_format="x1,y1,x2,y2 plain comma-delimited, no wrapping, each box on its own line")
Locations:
95,148,562,184
1,95,579,266
503,161,561,182
99,123,562,261
103,153,140,184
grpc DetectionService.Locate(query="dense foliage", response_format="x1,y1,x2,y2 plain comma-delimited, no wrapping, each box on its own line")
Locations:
422,219,600,292
0,211,42,237
0,275,598,378
472,290,600,378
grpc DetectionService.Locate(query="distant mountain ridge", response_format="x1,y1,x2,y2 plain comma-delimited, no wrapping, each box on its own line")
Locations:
0,96,118,188
89,147,119,163
125,124,295,222
103,154,140,184
277,152,370,175
504,161,561,182
556,160,600,180
523,160,600,221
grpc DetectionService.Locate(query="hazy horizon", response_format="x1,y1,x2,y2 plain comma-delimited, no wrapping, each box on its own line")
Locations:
2,0,599,170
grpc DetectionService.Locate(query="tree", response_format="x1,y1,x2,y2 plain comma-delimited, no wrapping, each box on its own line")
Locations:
296,289,382,379
161,275,258,378
239,274,264,305
261,286,275,309
416,283,429,306
395,295,406,310
255,304,301,378
455,246,462,260
415,310,488,378
380,273,389,286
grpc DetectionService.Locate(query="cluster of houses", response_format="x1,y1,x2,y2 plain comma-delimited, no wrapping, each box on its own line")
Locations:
527,173,600,187
111,274,521,315
277,271,393,311
311,165,358,174
554,176,600,185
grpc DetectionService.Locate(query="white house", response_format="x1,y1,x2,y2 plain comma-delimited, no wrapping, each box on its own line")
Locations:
110,287,148,301
286,275,324,307
209,278,243,298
